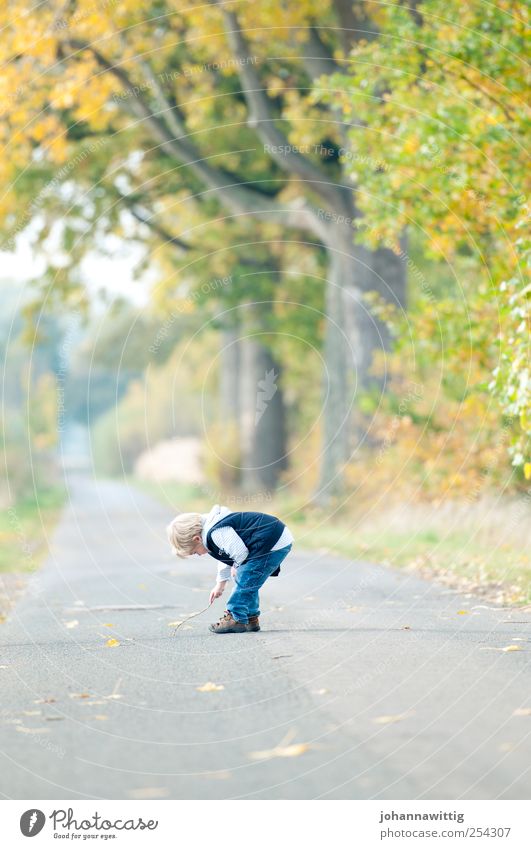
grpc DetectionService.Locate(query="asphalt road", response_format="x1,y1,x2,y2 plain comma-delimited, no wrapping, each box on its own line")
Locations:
1,474,531,800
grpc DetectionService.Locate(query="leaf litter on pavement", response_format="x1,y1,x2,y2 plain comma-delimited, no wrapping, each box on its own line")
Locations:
249,728,312,761
196,682,224,692
373,711,416,725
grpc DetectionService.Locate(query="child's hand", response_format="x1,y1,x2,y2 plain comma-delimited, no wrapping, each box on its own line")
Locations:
209,581,227,605
231,565,237,579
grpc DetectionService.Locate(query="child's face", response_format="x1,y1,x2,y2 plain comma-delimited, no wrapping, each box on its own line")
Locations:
191,534,208,556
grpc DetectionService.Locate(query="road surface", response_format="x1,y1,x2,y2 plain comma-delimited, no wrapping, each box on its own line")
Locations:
1,474,531,800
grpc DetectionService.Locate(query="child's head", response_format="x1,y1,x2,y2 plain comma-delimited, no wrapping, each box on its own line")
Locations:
166,512,208,557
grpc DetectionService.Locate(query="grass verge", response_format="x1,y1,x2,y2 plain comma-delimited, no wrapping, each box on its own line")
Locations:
0,486,66,574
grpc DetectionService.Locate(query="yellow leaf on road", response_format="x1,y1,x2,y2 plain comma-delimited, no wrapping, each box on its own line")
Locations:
129,787,170,799
373,711,414,724
249,742,310,761
501,645,523,652
457,610,470,615
196,682,224,692
16,726,50,734
106,638,120,648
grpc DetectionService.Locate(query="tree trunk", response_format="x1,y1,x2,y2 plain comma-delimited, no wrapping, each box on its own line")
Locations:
219,324,241,425
316,223,407,501
239,332,287,494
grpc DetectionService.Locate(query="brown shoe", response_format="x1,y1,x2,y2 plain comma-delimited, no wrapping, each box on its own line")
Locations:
209,611,248,634
246,615,260,632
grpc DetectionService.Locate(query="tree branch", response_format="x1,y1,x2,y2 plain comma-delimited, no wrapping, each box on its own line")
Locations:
62,38,332,241
213,3,347,210
116,190,192,250
298,26,343,80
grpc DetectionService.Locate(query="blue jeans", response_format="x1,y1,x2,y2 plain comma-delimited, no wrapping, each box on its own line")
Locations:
226,544,292,623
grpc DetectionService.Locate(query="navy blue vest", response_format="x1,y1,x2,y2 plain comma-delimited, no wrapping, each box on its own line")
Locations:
205,511,286,576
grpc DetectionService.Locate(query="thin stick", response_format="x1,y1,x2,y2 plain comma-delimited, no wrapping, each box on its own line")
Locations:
172,602,213,635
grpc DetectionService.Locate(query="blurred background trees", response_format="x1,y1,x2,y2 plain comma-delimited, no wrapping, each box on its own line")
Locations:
0,0,528,519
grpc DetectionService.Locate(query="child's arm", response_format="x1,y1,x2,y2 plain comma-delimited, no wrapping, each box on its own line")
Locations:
208,528,248,604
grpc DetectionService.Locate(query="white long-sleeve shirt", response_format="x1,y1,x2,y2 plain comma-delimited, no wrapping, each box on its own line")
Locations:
201,504,294,583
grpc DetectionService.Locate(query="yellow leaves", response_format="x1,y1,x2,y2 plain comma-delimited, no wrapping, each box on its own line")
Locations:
373,711,415,725
196,682,224,692
31,118,57,143
403,136,420,154
16,726,50,735
249,729,311,761
482,645,524,653
250,742,310,761
457,610,470,615
129,786,171,799
105,638,120,648
524,463,531,480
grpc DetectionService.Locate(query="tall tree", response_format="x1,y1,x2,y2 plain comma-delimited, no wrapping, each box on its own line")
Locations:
328,0,530,473
1,0,407,498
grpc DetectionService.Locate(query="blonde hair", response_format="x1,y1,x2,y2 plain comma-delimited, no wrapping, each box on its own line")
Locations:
166,512,203,557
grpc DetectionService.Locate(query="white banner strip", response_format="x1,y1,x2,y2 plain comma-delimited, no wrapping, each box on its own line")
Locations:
2,799,530,848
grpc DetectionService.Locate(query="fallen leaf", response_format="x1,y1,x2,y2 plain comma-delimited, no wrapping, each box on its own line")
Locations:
16,726,50,734
64,620,79,629
34,697,56,704
69,693,90,700
103,623,115,628
83,700,106,706
105,694,123,700
373,711,414,725
105,638,120,648
196,682,224,692
129,787,169,799
457,610,470,615
22,710,41,716
513,708,531,716
272,655,292,660
402,625,411,630
501,645,524,652
45,716,64,722
313,688,328,695
93,714,109,721
249,742,310,761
